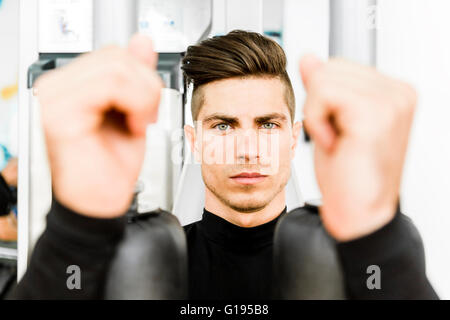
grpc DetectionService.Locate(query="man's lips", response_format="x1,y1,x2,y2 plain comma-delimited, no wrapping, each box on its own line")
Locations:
230,172,268,185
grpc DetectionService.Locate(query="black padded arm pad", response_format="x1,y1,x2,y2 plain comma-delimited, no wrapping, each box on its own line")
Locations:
105,210,188,299
273,205,346,299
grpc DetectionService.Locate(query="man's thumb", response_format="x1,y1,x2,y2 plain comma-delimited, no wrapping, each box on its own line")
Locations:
128,33,158,69
299,54,323,89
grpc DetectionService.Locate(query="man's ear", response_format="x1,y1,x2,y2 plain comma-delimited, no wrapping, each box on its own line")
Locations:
291,121,302,159
184,124,196,155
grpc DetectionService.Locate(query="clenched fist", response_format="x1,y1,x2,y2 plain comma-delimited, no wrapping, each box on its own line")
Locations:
35,34,163,218
300,55,417,241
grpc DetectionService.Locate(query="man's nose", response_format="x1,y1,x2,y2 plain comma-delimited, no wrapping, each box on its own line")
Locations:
235,130,259,164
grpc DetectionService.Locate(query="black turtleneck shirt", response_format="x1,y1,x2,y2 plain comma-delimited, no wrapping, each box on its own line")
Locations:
184,208,286,299
9,199,438,299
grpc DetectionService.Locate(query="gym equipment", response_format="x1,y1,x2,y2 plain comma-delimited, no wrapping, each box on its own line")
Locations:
16,0,378,300
273,203,346,299
105,193,187,299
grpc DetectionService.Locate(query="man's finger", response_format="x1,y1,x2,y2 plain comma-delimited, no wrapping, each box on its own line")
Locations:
299,54,324,89
127,34,162,134
128,33,158,69
299,54,336,151
303,94,336,151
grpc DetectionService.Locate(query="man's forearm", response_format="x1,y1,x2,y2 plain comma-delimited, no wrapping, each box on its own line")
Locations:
337,211,438,299
9,199,126,299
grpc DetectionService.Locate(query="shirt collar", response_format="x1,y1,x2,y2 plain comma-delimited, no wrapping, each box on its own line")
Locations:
200,207,287,252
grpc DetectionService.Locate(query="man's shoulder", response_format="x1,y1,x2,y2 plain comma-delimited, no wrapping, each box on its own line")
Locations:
181,220,204,250
182,219,202,234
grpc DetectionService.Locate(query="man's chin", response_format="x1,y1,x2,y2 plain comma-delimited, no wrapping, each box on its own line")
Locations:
224,195,269,213
204,178,279,213
227,203,267,213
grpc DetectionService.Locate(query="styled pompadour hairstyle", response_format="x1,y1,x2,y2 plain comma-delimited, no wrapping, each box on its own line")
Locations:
181,30,295,122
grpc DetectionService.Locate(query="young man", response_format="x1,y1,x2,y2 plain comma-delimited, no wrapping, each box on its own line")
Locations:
11,31,437,299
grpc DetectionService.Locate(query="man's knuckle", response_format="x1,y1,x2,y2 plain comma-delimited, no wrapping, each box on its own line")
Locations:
303,101,314,119
308,70,327,94
107,61,130,88
389,81,416,109
328,57,346,67
402,83,417,109
101,44,122,55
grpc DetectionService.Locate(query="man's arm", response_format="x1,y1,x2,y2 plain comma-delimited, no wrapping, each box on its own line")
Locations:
337,208,438,299
8,35,162,299
9,199,125,299
297,55,437,298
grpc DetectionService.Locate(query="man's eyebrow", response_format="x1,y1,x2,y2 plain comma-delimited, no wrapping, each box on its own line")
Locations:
255,113,288,123
201,112,288,125
202,113,239,124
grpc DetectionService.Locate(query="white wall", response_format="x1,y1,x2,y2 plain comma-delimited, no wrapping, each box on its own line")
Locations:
377,0,450,299
284,0,450,299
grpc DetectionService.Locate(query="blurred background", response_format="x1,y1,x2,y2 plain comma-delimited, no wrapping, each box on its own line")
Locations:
1,0,449,298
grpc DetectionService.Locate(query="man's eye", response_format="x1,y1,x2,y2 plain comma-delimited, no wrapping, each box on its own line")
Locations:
215,123,230,131
261,123,277,129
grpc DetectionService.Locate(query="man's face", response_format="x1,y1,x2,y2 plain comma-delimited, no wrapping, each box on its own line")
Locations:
185,77,302,213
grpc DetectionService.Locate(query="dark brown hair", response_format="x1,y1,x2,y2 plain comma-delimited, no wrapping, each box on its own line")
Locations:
181,30,295,122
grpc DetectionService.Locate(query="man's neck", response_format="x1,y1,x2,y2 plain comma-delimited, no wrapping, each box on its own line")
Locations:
204,189,286,228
